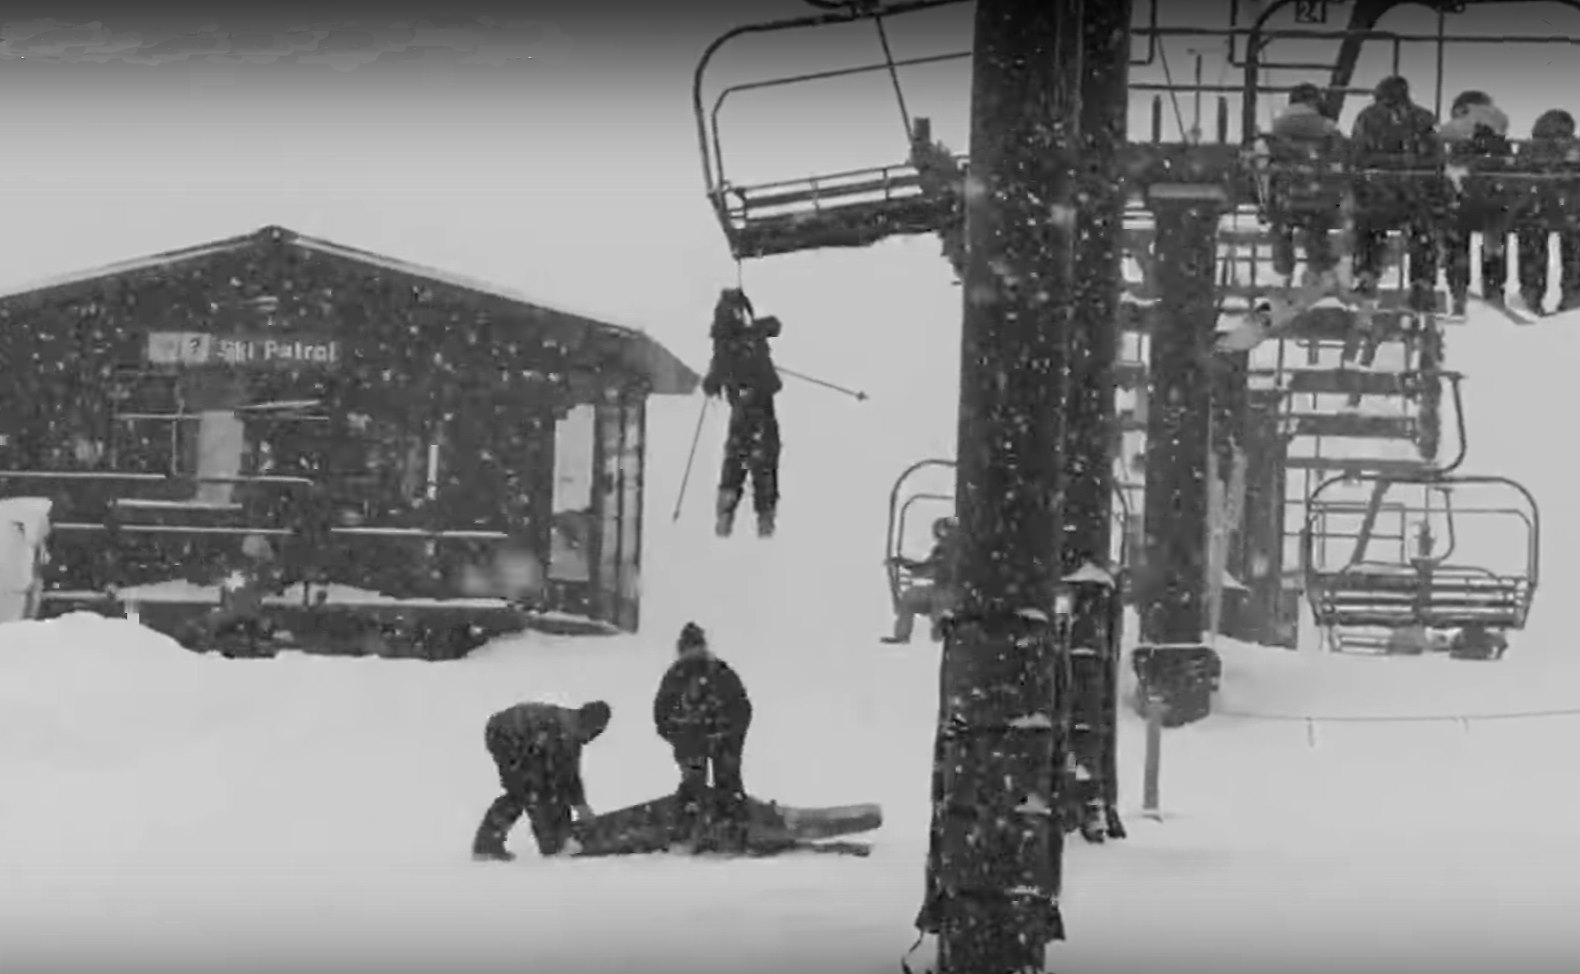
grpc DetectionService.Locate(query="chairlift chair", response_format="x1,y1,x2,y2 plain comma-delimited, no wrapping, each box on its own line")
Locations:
694,0,971,260
1301,469,1539,657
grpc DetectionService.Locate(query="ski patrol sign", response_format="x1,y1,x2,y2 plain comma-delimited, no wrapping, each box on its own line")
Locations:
146,331,340,368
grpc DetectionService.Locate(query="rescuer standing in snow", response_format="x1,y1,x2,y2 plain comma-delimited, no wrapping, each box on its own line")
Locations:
652,622,754,851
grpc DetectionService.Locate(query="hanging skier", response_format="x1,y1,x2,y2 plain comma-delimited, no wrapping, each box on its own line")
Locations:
653,622,755,852
702,288,782,538
471,699,612,862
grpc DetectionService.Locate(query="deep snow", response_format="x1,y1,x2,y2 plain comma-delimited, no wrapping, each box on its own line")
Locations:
2,303,1579,974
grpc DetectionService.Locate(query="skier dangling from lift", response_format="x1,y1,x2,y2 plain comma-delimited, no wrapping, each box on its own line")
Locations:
703,287,782,538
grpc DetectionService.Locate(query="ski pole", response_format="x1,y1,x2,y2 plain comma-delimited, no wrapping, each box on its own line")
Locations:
672,395,712,522
776,365,869,402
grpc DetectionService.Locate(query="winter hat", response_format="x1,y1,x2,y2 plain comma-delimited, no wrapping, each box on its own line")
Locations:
677,621,707,653
578,700,612,740
1451,89,1492,115
1374,75,1410,105
1288,83,1323,109
1534,109,1577,140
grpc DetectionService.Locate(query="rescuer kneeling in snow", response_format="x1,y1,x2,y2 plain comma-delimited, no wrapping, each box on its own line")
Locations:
471,699,611,862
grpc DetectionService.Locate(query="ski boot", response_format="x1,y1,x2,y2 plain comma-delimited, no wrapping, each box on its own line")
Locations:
1448,287,1468,320
755,507,776,538
1350,270,1378,301
472,847,516,863
1104,803,1127,840
714,489,739,538
471,830,516,863
1408,282,1436,315
1078,800,1108,844
1520,287,1546,317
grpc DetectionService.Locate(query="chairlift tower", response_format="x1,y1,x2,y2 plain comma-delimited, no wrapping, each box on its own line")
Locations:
694,0,1569,964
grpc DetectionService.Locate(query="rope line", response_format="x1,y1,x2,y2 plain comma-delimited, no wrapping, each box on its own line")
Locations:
1212,705,1580,724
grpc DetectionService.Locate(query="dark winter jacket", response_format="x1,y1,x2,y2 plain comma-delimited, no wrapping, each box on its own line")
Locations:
653,652,753,754
1267,103,1347,210
901,533,960,589
1350,83,1439,168
703,294,782,401
1271,103,1342,144
486,702,597,804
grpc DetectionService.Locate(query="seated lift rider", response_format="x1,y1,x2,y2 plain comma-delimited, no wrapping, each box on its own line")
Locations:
882,515,959,645
1439,89,1514,318
1515,108,1580,315
1349,75,1442,315
1265,82,1347,295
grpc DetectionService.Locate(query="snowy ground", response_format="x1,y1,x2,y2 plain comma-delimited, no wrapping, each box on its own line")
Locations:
3,305,1580,974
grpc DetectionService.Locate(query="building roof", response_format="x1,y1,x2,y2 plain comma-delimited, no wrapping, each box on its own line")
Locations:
0,225,700,396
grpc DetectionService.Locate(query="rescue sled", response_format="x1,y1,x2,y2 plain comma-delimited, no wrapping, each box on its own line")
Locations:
571,792,882,859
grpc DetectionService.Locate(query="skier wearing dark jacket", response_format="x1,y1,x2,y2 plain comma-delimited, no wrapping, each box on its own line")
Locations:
471,699,612,862
1439,90,1514,316
1349,75,1442,310
652,622,754,850
703,288,782,539
1516,109,1580,313
1264,83,1347,284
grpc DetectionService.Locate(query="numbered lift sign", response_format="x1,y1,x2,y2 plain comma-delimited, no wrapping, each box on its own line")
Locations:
146,331,214,365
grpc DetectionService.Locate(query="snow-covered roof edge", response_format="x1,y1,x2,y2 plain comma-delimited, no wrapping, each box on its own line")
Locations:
0,225,701,396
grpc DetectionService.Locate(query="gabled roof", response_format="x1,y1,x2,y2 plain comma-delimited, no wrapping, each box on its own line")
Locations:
0,225,700,396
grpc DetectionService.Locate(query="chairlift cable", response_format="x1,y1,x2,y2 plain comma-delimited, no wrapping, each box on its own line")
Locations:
872,13,915,143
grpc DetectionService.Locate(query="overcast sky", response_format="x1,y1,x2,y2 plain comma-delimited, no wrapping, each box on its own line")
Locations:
1,2,1575,450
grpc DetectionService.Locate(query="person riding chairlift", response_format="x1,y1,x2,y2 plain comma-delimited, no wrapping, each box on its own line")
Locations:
882,516,959,645
1438,89,1513,319
1264,83,1347,293
1515,108,1580,315
1348,75,1442,314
